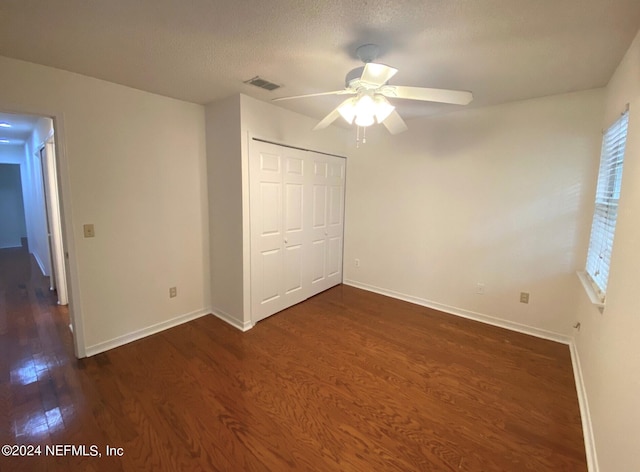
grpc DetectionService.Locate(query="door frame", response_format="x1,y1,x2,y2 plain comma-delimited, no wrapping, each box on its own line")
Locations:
37,135,69,305
1,105,85,358
37,145,56,291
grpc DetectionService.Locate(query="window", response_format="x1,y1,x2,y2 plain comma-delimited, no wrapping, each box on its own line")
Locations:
584,110,629,303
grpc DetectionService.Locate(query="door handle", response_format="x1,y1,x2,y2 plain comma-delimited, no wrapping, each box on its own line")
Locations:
284,238,288,244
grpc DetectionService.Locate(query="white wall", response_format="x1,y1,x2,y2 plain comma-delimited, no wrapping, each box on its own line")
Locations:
0,162,27,248
574,29,640,472
344,89,604,337
239,94,350,158
0,55,210,356
23,117,54,276
206,95,244,325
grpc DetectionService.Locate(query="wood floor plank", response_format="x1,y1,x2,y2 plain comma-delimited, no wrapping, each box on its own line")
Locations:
0,246,587,471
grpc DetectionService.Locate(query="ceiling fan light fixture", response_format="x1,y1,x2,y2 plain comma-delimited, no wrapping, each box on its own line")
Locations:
337,94,395,128
337,98,357,124
354,112,375,127
355,94,375,114
352,94,376,127
273,43,473,136
374,96,395,123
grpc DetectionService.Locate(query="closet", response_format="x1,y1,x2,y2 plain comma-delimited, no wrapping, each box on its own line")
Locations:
249,139,345,323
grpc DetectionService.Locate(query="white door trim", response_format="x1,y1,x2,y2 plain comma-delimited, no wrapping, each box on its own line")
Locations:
0,105,86,358
42,136,68,305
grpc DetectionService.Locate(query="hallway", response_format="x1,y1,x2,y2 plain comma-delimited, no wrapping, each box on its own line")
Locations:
0,245,75,469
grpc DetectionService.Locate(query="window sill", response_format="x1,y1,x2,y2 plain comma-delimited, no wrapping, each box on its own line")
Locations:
577,271,605,310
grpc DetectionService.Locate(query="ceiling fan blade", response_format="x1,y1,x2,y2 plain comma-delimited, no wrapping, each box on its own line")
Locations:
360,63,398,87
382,85,473,105
313,100,350,130
381,110,408,135
273,90,354,102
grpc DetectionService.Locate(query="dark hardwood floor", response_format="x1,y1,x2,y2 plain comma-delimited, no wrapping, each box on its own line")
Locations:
0,246,587,471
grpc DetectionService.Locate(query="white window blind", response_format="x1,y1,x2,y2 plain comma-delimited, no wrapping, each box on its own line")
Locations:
585,110,629,301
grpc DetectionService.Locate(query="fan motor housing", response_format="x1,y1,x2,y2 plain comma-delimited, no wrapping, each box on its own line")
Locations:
345,67,365,87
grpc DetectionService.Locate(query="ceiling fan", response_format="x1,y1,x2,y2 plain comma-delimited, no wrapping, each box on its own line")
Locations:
273,44,473,135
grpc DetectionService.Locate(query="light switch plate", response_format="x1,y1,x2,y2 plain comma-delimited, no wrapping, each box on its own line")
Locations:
83,224,95,238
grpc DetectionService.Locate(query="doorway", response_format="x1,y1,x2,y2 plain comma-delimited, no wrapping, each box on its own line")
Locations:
0,110,80,356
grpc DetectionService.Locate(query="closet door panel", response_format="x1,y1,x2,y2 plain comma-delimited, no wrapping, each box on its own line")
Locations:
312,185,327,229
308,153,345,296
260,248,282,303
250,139,345,323
284,244,303,295
282,155,306,302
310,240,326,284
260,182,281,236
327,237,341,278
324,158,345,288
328,185,343,226
251,151,286,319
285,183,303,232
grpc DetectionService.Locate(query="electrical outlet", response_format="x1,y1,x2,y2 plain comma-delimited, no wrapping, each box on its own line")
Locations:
520,292,530,304
476,283,485,294
83,224,95,238
355,258,360,267
169,287,177,298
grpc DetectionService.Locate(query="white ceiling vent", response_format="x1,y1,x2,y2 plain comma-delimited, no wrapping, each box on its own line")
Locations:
244,76,281,91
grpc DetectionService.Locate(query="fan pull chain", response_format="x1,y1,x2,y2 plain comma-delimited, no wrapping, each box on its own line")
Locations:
355,126,368,148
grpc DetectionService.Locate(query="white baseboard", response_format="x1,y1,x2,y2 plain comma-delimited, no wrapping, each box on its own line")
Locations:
0,242,22,249
344,279,571,344
344,279,598,469
32,251,47,276
211,306,254,332
85,307,211,357
570,340,599,472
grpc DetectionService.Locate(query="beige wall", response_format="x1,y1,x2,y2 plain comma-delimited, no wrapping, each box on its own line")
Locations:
574,29,640,472
206,95,244,326
205,94,350,327
0,56,210,355
344,89,604,337
239,94,350,157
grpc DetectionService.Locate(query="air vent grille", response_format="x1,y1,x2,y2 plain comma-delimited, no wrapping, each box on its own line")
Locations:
244,76,281,91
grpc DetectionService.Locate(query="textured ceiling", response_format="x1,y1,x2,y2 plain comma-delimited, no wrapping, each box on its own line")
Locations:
0,1,639,122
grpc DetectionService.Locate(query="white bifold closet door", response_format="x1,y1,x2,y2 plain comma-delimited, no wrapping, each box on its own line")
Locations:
249,139,345,323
